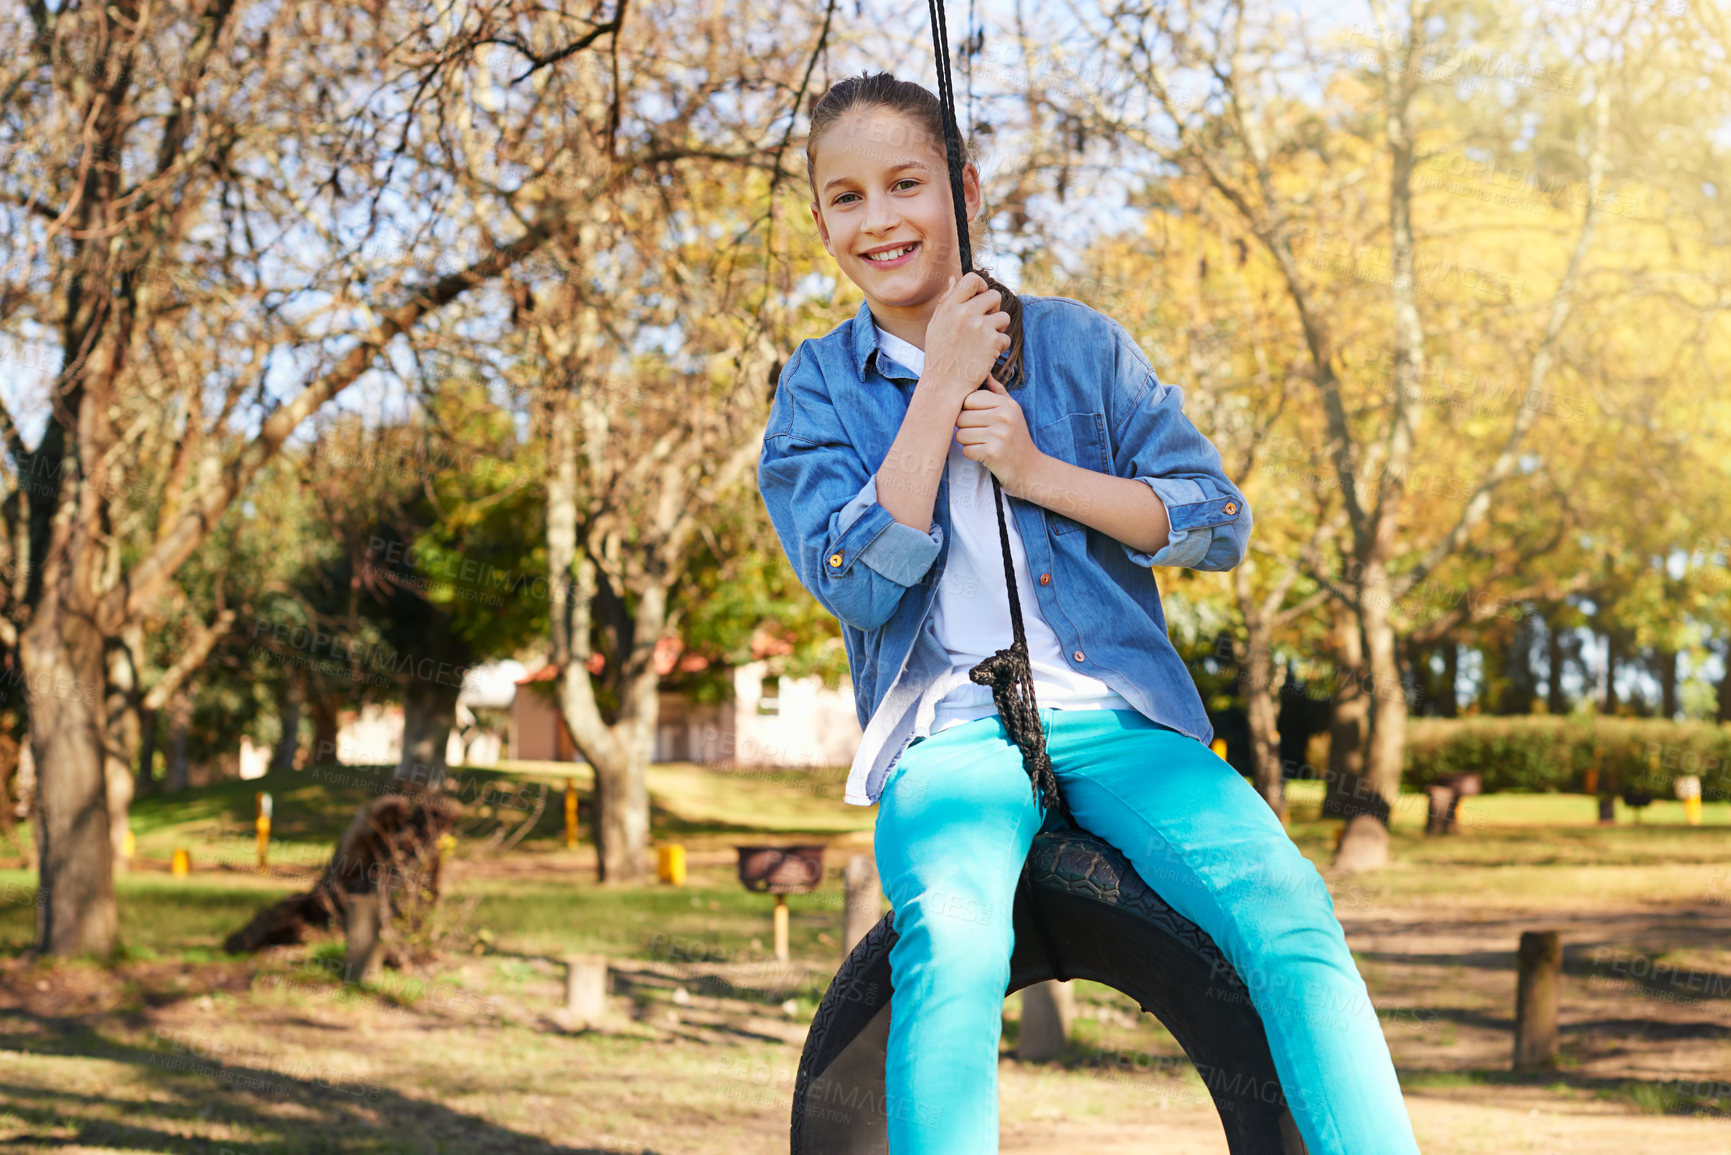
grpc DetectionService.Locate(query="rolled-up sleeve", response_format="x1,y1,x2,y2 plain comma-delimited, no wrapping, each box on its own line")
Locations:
833,473,945,586
1109,351,1252,572
757,349,944,632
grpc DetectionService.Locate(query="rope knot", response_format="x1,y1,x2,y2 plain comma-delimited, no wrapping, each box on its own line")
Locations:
969,645,1066,819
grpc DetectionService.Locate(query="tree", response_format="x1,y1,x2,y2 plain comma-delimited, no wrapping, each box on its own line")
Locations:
1047,0,1725,868
0,0,652,956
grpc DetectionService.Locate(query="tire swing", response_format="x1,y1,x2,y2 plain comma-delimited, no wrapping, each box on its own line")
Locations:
789,6,1305,1153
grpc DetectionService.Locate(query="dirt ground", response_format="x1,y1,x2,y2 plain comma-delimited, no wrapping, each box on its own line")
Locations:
0,861,1726,1152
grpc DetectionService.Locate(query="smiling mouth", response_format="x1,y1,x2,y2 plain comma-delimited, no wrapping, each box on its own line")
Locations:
862,242,919,263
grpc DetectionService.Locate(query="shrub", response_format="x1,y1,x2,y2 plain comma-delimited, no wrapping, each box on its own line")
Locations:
1402,716,1731,801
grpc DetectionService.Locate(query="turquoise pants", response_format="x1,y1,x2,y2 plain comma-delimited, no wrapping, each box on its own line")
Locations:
872,707,1421,1154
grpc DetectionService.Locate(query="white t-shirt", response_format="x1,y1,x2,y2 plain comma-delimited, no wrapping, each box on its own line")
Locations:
874,325,1134,738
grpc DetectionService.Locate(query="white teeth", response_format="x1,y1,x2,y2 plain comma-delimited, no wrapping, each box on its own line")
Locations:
865,244,916,262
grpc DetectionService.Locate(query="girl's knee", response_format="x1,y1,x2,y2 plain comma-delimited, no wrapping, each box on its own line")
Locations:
891,894,1015,979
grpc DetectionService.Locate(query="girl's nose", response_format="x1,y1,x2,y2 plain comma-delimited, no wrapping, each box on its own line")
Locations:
862,194,901,235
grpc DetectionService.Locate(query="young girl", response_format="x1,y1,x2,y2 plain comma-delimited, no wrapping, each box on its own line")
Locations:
758,71,1422,1155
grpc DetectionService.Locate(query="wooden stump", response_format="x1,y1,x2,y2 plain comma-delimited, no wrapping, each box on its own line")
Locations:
343,892,384,984
842,853,880,960
1425,785,1456,835
565,954,608,1028
1597,796,1616,825
1513,930,1561,1070
1016,980,1075,1062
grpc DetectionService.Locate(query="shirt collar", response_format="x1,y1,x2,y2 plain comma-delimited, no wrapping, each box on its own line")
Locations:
849,297,920,384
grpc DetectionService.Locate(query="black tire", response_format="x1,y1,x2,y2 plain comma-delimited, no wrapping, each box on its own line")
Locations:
790,827,1308,1154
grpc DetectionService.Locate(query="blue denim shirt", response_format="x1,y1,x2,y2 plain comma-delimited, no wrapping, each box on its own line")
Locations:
757,295,1252,805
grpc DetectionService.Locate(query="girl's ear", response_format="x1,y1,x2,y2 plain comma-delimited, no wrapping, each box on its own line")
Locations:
963,161,984,222
810,201,832,252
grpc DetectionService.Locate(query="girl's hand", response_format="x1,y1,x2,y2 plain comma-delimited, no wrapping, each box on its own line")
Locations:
956,374,1047,495
921,273,1012,407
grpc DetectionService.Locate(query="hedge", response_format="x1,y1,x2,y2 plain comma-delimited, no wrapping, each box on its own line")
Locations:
1401,715,1731,802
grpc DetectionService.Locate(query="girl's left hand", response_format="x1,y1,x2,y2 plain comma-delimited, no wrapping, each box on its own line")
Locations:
956,375,1046,496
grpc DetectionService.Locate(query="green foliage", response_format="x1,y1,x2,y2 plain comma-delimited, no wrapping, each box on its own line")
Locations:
1403,715,1731,800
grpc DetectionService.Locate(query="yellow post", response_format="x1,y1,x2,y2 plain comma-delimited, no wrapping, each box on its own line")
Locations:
1209,738,1228,761
121,827,136,861
256,791,272,872
563,780,579,849
171,847,191,877
1677,775,1702,827
773,894,790,963
657,844,686,886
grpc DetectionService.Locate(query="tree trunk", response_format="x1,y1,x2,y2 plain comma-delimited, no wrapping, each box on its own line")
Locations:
1324,601,1388,873
103,635,143,874
1656,649,1678,721
0,728,17,839
1438,640,1459,717
1322,603,1369,819
310,687,341,763
134,707,158,798
1276,662,1326,780
545,384,655,885
1241,617,1285,820
272,676,305,773
1545,614,1569,715
23,601,118,957
1338,562,1406,873
1602,630,1619,714
396,676,460,788
1717,640,1731,725
1497,611,1539,715
166,689,192,793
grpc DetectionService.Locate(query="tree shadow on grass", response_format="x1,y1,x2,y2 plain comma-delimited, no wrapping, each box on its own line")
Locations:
1397,1066,1731,1118
0,1016,659,1154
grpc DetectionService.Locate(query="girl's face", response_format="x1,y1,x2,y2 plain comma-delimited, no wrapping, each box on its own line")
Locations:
809,107,980,318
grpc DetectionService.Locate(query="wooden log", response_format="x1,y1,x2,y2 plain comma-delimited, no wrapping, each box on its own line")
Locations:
842,853,880,961
565,953,608,1027
1016,980,1075,1062
343,892,384,984
1513,930,1561,1070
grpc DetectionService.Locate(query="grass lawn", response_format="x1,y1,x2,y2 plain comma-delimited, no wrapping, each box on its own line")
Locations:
0,762,1725,1152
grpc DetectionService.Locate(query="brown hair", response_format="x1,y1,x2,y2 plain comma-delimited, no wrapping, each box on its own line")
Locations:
804,71,1025,389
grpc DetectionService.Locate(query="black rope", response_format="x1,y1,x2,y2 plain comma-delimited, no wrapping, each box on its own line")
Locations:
926,0,1070,982
925,0,1065,822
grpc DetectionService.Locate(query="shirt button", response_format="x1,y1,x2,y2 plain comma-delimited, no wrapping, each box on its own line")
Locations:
1039,573,1051,585
1073,650,1085,662
1223,501,1238,515
829,552,844,568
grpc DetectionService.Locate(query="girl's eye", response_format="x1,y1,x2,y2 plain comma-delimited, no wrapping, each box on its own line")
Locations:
833,178,919,206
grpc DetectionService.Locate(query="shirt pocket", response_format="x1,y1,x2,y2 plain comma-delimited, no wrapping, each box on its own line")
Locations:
1031,411,1110,535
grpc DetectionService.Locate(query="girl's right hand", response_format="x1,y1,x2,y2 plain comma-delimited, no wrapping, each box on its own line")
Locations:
921,272,1011,407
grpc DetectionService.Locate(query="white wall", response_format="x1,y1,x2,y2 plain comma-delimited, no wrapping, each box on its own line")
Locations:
720,660,861,768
